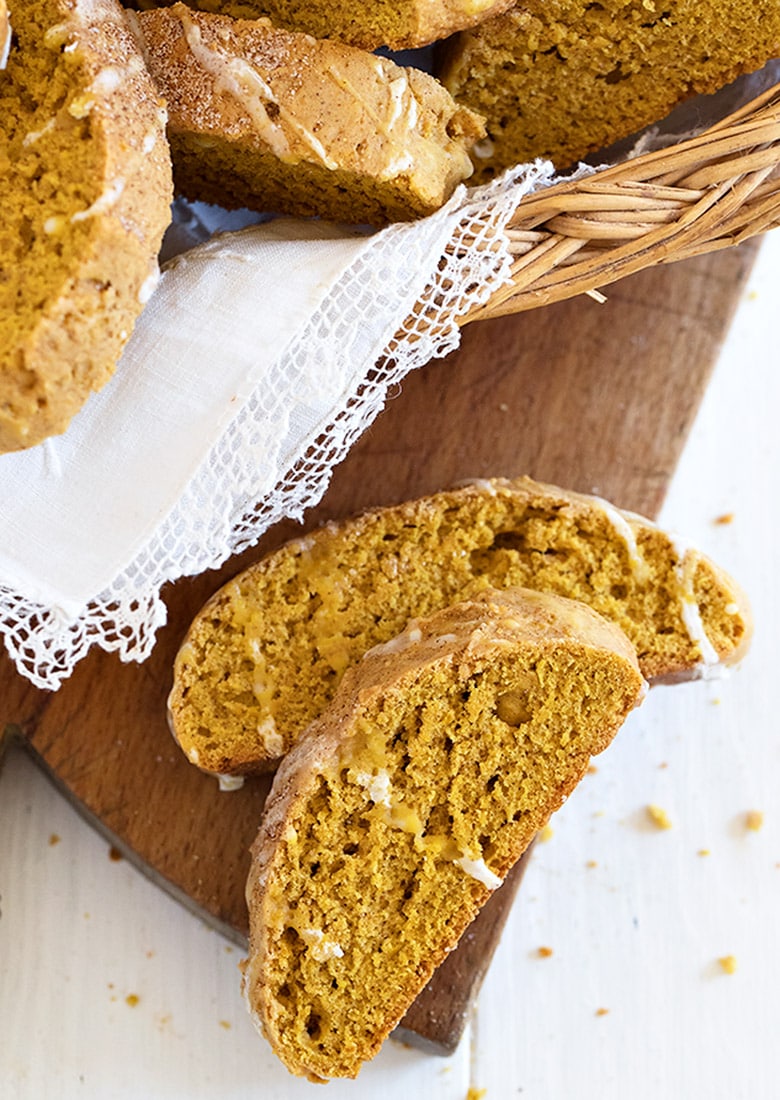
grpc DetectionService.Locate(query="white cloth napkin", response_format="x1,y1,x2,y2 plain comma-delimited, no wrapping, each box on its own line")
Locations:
0,165,555,688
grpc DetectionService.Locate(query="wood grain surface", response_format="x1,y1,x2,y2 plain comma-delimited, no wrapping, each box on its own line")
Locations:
0,239,758,1056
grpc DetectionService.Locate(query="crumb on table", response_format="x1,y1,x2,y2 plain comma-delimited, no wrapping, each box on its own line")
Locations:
718,955,737,975
647,804,672,830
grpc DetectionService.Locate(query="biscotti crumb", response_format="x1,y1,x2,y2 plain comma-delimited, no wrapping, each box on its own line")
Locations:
536,946,554,958
48,833,61,846
466,1088,487,1100
647,804,673,830
745,810,764,832
538,824,554,843
718,955,737,975
714,513,735,526
595,1007,610,1017
697,848,711,857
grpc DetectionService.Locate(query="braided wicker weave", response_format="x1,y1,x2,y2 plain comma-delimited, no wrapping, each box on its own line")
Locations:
463,81,780,323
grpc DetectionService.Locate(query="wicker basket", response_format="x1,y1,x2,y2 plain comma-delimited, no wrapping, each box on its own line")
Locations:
460,80,780,324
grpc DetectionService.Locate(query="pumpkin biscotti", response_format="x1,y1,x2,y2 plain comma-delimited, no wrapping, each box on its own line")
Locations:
0,0,173,453
133,0,516,52
439,0,780,177
168,476,751,777
136,4,485,226
242,586,646,1080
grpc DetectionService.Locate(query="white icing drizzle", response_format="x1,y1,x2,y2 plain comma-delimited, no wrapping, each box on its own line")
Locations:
589,494,649,581
324,58,421,180
300,928,344,962
137,266,160,305
365,622,422,658
43,215,66,235
671,536,720,669
358,772,503,890
386,76,409,128
91,65,126,96
68,92,95,119
455,854,502,890
178,11,336,169
355,769,393,808
471,137,495,160
380,152,414,179
23,118,56,146
257,715,284,758
44,22,73,48
1,10,12,70
71,177,125,222
216,773,245,792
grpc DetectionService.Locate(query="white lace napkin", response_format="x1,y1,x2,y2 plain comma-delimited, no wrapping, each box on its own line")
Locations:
0,164,555,689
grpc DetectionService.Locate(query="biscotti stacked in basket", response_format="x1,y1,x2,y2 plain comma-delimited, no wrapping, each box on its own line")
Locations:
168,476,752,1080
3,0,779,452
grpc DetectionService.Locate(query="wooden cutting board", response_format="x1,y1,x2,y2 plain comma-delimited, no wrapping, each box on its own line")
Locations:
0,239,759,1056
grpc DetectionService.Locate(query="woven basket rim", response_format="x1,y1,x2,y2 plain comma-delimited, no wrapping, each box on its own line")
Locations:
461,80,780,323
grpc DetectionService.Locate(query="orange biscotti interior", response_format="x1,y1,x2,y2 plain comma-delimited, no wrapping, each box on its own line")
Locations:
242,586,646,1080
438,0,780,177
0,0,173,453
168,476,751,777
136,5,485,226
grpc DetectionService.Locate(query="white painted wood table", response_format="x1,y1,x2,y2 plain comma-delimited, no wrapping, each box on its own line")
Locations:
2,232,779,1100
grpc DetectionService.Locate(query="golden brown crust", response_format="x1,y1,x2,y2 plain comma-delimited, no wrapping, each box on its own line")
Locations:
168,475,752,777
439,0,780,176
134,0,517,52
242,587,645,1079
0,0,173,452
137,5,484,225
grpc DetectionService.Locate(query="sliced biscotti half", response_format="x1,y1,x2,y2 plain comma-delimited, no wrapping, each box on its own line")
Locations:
242,586,646,1080
438,0,780,178
0,0,173,452
132,0,517,52
168,475,751,776
135,5,485,226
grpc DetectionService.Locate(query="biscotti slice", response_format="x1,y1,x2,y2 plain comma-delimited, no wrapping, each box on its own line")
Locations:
168,475,751,776
0,0,173,452
136,5,485,226
133,0,517,52
438,0,780,178
242,586,646,1080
